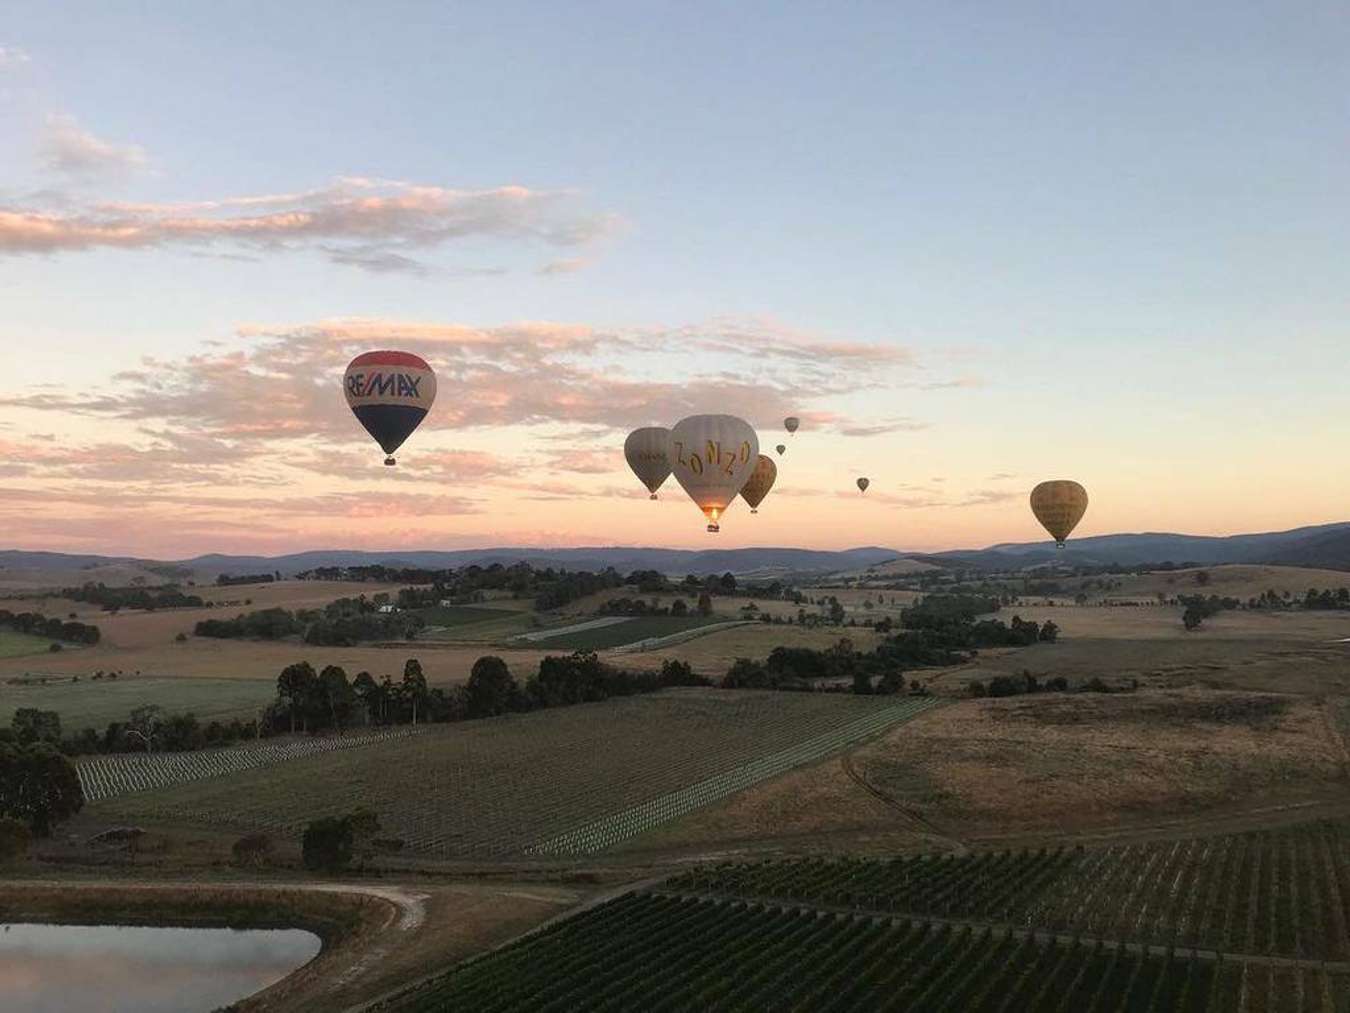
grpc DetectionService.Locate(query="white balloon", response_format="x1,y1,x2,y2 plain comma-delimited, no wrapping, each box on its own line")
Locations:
668,415,759,532
624,427,672,499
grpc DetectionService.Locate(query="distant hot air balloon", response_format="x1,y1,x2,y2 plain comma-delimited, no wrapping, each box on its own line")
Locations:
343,351,436,466
1030,480,1089,548
784,416,800,436
856,477,870,494
738,455,777,514
775,444,786,456
668,415,759,532
624,427,672,499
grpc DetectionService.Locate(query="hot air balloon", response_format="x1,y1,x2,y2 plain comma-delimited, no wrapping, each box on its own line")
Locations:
784,416,800,436
668,414,759,532
1030,480,1089,548
624,427,672,499
856,477,870,493
738,455,777,514
775,444,786,456
344,351,436,466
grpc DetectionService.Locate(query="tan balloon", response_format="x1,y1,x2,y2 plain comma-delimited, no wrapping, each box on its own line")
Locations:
739,455,778,514
668,414,759,532
856,477,870,493
1030,480,1089,547
784,416,800,435
624,427,672,499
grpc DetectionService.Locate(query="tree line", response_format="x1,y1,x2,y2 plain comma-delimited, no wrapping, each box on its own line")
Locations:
0,609,101,646
61,582,205,612
194,596,425,645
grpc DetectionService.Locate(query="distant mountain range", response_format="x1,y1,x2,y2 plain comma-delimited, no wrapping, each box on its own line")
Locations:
2,520,1348,584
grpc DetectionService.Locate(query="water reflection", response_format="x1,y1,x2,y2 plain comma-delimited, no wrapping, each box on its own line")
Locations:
0,922,322,1013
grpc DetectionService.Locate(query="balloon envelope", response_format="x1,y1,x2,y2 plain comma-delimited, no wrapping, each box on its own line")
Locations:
1030,480,1089,547
668,415,759,532
775,444,786,456
624,427,673,499
344,351,436,464
856,477,870,493
784,416,800,435
739,454,777,513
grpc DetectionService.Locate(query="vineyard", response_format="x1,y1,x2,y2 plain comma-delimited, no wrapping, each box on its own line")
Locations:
77,726,422,802
670,820,1350,961
94,689,942,856
379,891,1350,1012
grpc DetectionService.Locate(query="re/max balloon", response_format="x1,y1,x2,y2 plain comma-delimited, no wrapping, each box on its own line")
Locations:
343,351,436,466
738,455,777,514
668,415,759,532
624,427,672,499
1030,480,1089,547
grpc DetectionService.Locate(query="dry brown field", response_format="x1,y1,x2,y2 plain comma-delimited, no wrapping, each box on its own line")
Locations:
625,688,1349,854
625,623,883,675
919,604,1350,696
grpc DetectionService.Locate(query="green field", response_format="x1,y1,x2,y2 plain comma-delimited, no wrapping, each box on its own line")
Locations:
0,630,62,659
384,818,1350,1011
382,891,1348,1012
415,605,536,642
533,615,728,651
95,689,940,856
0,676,277,731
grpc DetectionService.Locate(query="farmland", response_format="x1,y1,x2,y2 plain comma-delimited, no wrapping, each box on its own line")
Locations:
0,675,276,730
0,629,63,659
94,689,943,857
523,615,731,651
381,877,1350,1012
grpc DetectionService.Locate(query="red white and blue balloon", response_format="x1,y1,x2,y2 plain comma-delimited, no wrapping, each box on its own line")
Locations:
343,350,437,465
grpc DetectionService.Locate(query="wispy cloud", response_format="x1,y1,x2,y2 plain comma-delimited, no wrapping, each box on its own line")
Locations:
40,113,149,177
837,418,929,437
0,177,618,273
0,45,30,70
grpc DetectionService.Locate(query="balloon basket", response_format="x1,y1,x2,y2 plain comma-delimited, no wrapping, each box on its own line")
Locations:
707,523,720,533
649,493,658,500
750,508,758,514
384,457,396,467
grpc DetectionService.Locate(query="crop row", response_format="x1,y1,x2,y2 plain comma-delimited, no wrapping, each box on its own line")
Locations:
76,726,422,802
529,696,943,855
379,892,1349,1012
96,690,937,856
669,819,1350,960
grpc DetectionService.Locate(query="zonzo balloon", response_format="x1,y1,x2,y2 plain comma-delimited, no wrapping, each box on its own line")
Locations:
343,351,436,466
1030,480,1089,547
668,415,759,532
624,427,672,499
738,455,777,514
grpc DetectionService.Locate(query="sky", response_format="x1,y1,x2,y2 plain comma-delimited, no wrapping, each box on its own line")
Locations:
1,2,1348,558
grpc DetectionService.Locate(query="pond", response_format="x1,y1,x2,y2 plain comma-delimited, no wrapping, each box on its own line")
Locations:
0,922,322,1012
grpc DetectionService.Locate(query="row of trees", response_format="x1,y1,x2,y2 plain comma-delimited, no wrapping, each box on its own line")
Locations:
0,609,100,645
61,582,204,612
194,601,425,645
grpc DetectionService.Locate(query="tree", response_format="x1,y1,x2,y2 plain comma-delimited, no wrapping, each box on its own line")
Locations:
302,816,354,872
318,665,355,732
277,662,318,734
466,656,517,718
0,742,84,836
125,704,163,752
0,816,31,863
719,572,737,594
1194,570,1211,587
696,593,714,617
670,598,688,617
1183,606,1205,631
1038,620,1060,643
12,709,61,746
402,659,428,725
852,671,873,695
352,671,380,725
349,806,381,870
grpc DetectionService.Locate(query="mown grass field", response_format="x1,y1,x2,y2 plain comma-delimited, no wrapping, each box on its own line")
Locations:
385,818,1350,1012
0,629,61,659
0,675,277,730
94,689,942,857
